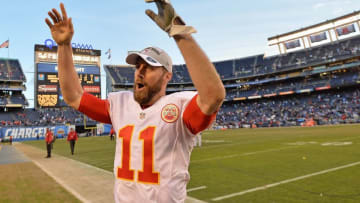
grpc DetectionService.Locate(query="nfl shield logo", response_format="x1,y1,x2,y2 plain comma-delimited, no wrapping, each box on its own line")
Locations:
139,112,146,120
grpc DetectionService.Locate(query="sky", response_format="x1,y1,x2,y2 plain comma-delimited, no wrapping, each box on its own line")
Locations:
0,0,359,108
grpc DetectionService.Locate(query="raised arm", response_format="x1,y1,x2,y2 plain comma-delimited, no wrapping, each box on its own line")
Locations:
145,0,225,115
45,3,83,109
173,35,225,115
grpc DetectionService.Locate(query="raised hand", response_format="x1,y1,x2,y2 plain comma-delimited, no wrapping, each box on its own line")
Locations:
145,0,177,31
145,0,196,37
45,3,74,46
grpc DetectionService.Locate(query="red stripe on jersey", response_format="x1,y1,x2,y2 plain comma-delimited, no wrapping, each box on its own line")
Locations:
78,92,112,124
183,94,217,134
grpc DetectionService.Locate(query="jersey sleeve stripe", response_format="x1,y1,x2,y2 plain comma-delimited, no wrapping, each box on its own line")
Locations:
183,94,217,135
78,92,112,124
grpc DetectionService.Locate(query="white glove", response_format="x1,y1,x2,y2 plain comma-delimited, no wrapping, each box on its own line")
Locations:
145,0,197,37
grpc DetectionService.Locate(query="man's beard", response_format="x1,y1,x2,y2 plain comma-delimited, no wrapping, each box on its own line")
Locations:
133,76,164,105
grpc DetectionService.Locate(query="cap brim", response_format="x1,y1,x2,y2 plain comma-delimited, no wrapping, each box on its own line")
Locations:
126,53,163,67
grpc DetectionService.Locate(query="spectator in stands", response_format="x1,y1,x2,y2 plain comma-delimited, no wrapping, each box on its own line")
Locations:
217,88,360,128
67,127,78,155
45,128,53,158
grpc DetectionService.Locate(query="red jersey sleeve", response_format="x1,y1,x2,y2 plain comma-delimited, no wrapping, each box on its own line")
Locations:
78,92,112,124
183,94,217,135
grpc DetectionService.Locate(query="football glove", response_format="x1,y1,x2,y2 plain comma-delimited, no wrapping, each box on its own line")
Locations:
145,0,197,37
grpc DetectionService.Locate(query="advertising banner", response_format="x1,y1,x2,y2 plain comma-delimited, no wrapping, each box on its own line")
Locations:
0,126,69,141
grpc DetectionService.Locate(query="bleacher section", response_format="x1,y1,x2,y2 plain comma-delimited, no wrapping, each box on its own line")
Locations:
106,35,360,87
0,59,26,81
104,34,360,128
0,108,96,127
0,58,97,128
226,67,360,100
217,87,360,128
0,59,28,109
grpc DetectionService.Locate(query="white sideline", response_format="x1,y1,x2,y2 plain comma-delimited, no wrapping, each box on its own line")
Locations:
62,155,113,175
211,161,360,201
191,146,299,163
31,159,90,203
19,144,206,203
187,185,207,192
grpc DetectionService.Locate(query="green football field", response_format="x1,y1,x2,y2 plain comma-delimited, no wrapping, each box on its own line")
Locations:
26,124,360,202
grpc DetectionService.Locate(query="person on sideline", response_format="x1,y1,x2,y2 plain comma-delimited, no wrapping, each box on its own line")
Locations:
109,127,115,141
67,127,78,155
45,128,53,158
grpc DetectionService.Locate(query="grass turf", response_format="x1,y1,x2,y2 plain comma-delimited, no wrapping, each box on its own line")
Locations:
24,124,360,202
0,162,81,203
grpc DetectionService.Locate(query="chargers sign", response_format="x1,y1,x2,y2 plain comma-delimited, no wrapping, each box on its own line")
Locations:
0,126,69,141
45,39,93,50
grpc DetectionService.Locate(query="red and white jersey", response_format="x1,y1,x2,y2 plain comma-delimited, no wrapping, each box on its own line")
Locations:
108,91,204,203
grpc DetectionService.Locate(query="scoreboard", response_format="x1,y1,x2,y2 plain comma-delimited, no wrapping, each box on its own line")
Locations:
34,44,101,108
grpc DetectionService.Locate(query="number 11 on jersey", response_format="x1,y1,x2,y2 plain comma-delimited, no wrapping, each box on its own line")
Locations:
117,125,160,184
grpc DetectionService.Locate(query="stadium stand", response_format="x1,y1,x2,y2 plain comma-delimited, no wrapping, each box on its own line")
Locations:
106,35,360,86
0,107,96,127
0,58,99,128
217,87,360,128
0,59,28,111
2,13,360,131
105,34,360,129
0,59,26,81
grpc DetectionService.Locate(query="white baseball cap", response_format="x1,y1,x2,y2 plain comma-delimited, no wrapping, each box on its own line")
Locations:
126,46,173,73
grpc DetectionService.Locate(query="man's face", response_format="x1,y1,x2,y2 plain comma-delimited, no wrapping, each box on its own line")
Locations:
133,58,167,105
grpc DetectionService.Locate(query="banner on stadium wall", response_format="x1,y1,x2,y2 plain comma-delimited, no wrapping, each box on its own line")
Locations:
248,95,261,100
0,126,69,141
264,93,277,97
233,97,246,101
279,91,294,95
96,123,112,135
315,85,331,91
37,63,100,74
103,124,112,134
296,88,313,93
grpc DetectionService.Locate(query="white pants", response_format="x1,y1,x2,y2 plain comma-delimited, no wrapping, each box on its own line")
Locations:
194,134,202,147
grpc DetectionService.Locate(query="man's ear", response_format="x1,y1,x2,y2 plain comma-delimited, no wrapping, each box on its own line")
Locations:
165,72,172,82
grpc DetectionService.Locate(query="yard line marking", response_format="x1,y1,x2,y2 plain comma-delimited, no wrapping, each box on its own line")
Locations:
186,196,208,203
187,186,207,192
202,140,225,143
191,146,300,163
200,142,243,149
201,135,360,149
195,136,360,163
330,136,360,142
211,161,360,201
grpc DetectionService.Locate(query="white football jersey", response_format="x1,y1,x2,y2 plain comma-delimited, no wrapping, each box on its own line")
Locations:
108,91,199,203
